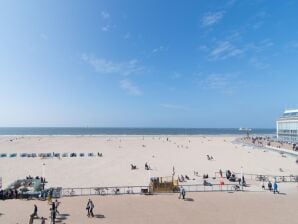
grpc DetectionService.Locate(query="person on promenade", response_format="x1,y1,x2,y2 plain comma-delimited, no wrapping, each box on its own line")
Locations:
178,186,183,199
182,187,186,200
273,181,279,194
47,189,53,204
86,198,95,217
40,217,46,224
219,169,223,178
179,186,186,200
32,204,38,218
54,199,60,214
50,207,56,224
268,181,272,191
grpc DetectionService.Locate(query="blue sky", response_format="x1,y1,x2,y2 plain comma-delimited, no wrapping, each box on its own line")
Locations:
0,0,297,128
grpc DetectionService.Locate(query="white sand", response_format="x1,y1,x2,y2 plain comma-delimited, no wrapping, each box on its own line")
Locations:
0,135,297,188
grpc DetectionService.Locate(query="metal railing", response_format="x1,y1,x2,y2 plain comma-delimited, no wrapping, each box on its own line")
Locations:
179,183,239,192
214,172,298,183
61,183,240,197
62,185,150,197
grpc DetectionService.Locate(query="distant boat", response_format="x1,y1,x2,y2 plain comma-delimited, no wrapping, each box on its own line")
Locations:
239,128,252,131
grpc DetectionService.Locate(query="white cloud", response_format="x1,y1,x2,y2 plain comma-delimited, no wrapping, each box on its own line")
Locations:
209,41,243,60
82,54,143,76
161,104,189,111
171,72,181,79
249,57,270,69
101,11,110,19
101,25,110,32
100,11,112,32
201,11,225,27
152,46,165,53
199,73,240,94
120,79,142,96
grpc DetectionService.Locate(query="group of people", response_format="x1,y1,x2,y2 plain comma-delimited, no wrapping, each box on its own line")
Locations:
28,199,60,224
263,181,279,194
0,188,18,200
26,198,97,223
131,162,152,170
206,155,214,160
178,175,190,182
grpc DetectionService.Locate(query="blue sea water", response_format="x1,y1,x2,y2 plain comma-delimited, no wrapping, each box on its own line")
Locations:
0,128,276,136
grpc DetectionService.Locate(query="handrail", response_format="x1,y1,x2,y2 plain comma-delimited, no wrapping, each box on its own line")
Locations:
61,183,240,197
214,172,298,182
61,185,150,197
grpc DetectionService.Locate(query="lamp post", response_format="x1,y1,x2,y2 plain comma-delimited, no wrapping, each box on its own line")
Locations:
42,163,46,179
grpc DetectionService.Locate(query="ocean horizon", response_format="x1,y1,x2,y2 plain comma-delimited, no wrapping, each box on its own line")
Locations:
0,127,275,136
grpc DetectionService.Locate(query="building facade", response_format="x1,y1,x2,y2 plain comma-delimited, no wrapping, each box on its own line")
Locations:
276,109,298,143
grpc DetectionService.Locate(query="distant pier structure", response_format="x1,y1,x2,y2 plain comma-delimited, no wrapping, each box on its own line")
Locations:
277,109,298,143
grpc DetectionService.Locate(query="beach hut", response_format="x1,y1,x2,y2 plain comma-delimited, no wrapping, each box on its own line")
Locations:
150,176,179,193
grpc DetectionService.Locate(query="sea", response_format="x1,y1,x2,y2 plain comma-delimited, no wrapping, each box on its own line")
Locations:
0,128,276,136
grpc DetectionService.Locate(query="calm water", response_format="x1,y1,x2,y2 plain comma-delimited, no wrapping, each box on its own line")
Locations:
0,128,275,136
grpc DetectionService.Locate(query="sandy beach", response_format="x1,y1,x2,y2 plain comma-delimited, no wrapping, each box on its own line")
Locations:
0,135,297,188
1,135,298,224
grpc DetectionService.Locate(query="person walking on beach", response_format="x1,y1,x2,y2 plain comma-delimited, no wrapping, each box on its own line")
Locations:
50,208,56,224
40,217,46,224
54,199,60,214
268,181,272,191
178,186,183,199
182,187,186,199
273,181,279,194
179,186,186,200
48,189,53,204
32,204,38,218
86,198,94,217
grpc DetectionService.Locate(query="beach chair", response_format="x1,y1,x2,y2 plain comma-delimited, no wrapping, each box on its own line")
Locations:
20,153,27,158
131,164,137,170
62,153,68,157
54,153,60,158
70,153,77,157
0,153,7,158
9,153,17,158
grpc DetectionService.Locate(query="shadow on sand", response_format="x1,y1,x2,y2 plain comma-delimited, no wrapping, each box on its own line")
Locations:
184,198,194,202
94,214,105,219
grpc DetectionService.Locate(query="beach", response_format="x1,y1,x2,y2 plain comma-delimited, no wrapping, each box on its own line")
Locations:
0,135,297,188
0,135,298,224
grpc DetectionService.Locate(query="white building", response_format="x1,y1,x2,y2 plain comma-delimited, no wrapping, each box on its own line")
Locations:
276,109,298,143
